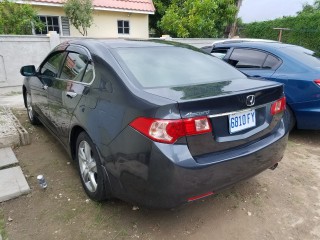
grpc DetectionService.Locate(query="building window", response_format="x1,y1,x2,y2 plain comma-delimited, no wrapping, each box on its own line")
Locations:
118,20,130,34
61,17,70,36
35,16,70,36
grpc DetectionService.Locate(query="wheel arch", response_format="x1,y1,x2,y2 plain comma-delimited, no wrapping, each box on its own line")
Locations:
286,103,297,130
69,125,86,161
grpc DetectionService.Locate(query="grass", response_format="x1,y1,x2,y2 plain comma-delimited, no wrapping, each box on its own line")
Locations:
94,203,107,225
0,208,8,240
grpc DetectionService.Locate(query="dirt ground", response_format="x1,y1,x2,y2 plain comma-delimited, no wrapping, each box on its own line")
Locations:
1,109,320,240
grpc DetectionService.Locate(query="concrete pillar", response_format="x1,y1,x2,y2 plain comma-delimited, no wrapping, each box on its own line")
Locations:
48,31,61,49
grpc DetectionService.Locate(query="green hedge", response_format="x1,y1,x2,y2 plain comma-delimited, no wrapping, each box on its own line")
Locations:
241,12,320,53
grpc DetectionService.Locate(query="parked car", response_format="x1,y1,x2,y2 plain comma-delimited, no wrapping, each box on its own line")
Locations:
203,41,320,130
21,40,288,208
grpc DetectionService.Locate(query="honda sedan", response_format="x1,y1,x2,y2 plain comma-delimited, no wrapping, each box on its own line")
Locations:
21,40,288,208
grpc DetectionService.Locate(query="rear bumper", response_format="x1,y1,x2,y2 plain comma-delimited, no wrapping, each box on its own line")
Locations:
291,99,320,129
102,120,288,209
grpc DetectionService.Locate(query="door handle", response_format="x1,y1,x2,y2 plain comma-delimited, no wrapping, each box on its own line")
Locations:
66,91,78,98
42,85,48,90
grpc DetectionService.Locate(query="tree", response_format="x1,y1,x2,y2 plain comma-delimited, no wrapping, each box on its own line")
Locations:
229,0,243,38
298,0,320,14
64,0,93,36
159,0,238,38
0,0,43,35
149,0,171,36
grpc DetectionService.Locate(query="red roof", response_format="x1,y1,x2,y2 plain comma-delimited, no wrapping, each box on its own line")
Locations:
30,0,155,13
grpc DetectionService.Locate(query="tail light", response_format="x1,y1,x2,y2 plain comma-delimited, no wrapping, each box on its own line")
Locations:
130,117,212,144
315,79,320,87
270,97,286,115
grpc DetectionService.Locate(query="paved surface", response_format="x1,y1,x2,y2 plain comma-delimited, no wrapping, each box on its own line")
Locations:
0,166,30,202
0,93,31,202
0,94,24,109
0,147,18,168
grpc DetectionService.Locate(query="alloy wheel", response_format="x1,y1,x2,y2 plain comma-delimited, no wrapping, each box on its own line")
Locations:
26,93,34,121
78,140,98,193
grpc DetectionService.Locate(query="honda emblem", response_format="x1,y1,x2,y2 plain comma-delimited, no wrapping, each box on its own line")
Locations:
246,95,255,107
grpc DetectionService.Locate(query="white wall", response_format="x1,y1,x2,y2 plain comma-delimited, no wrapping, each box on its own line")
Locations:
0,35,51,89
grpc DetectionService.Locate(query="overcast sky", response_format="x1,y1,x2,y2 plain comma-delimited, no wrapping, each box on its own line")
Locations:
238,0,315,23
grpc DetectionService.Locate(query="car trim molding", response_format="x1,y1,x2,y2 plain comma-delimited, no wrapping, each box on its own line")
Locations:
208,103,270,118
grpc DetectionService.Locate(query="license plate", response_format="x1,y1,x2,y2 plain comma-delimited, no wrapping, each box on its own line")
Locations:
229,109,256,134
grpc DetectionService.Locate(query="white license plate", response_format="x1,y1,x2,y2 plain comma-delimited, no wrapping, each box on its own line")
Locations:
228,109,256,134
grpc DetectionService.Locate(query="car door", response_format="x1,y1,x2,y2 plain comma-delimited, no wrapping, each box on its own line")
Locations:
48,45,94,145
30,51,66,128
226,48,281,79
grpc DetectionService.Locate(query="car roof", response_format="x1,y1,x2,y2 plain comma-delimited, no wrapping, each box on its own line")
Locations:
212,38,278,45
212,41,314,54
213,41,285,48
67,39,177,49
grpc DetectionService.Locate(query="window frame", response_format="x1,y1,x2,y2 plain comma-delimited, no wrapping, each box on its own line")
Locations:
117,20,130,35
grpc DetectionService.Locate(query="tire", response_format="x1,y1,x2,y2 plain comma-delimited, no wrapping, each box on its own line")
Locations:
25,92,40,125
76,132,108,201
286,105,296,131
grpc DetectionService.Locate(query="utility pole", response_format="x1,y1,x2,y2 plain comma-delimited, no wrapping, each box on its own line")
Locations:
273,28,290,42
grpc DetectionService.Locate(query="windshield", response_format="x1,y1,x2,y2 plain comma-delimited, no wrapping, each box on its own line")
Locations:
114,47,245,88
282,46,320,68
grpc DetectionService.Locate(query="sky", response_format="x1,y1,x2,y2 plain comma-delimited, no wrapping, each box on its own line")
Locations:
238,0,315,23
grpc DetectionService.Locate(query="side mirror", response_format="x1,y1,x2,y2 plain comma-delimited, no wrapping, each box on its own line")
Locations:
20,65,36,77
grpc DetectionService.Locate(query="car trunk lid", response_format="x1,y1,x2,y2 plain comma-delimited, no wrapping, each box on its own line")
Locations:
145,78,285,158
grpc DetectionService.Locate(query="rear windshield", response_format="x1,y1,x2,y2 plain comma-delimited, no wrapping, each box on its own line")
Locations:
281,46,320,68
114,47,245,88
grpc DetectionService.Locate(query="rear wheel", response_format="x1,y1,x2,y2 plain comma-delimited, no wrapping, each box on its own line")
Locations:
286,105,296,131
26,92,40,125
76,132,108,201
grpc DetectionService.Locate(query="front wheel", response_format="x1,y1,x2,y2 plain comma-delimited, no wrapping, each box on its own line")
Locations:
26,92,40,125
76,132,108,201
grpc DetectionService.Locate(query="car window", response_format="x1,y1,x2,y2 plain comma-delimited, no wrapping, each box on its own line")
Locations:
82,63,94,84
201,46,212,54
211,48,229,59
211,52,227,59
263,55,281,69
114,47,246,88
211,48,229,54
40,52,65,77
229,49,267,68
60,52,89,82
